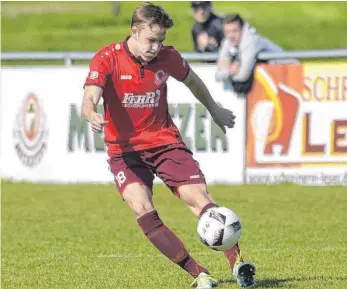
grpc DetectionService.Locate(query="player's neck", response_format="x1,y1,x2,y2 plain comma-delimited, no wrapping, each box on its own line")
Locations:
127,37,141,59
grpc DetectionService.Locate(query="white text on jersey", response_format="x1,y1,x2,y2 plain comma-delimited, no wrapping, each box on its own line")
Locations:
122,90,161,108
120,75,132,80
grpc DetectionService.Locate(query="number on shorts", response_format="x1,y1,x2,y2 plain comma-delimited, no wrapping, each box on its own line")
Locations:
116,171,126,187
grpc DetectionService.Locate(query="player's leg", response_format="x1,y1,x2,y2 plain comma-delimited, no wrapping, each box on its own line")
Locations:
177,184,245,272
152,144,255,287
108,153,210,280
178,184,255,287
175,183,247,283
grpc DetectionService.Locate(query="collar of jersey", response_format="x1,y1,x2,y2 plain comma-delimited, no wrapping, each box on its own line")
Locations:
123,35,158,66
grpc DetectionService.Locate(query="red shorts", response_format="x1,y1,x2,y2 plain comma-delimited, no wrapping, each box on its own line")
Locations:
108,143,206,197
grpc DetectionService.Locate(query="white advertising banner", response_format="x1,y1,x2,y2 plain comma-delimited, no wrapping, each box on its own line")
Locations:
246,63,347,185
0,65,245,184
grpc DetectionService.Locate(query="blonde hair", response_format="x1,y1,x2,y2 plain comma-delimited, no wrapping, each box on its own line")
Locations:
131,2,174,30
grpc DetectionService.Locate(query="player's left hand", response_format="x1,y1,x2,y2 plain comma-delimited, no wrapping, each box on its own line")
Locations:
211,107,236,134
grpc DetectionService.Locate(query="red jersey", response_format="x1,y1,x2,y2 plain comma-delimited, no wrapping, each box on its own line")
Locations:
84,38,190,154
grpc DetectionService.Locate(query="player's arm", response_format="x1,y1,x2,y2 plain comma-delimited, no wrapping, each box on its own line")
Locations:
168,47,235,133
82,50,112,132
82,85,107,133
183,69,235,134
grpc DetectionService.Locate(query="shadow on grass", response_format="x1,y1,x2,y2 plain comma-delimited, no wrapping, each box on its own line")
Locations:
218,276,347,288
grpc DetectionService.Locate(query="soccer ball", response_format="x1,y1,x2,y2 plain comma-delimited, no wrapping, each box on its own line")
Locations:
197,207,242,251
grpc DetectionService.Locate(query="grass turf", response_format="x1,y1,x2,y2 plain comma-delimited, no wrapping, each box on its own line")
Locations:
2,1,347,53
2,182,346,288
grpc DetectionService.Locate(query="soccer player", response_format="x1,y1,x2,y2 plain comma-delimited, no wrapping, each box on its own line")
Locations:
82,3,256,288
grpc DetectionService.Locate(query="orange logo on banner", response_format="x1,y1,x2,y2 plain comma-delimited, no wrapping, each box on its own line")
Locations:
246,64,303,167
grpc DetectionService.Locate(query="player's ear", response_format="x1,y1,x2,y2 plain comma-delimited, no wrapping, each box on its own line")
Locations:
131,26,138,40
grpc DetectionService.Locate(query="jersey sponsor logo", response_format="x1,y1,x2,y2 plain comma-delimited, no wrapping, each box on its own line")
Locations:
155,70,169,87
122,90,161,108
89,71,99,79
120,75,132,80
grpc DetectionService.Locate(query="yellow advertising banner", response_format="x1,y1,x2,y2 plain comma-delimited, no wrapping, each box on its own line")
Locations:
246,63,347,184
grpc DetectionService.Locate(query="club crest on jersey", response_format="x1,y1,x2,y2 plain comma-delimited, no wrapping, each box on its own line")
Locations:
122,90,161,108
155,70,169,87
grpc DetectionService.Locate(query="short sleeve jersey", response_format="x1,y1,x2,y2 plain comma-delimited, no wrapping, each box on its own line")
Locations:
84,37,190,154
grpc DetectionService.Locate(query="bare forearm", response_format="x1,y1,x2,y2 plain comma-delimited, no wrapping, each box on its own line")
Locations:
82,85,103,122
185,71,218,116
82,98,97,122
183,69,236,134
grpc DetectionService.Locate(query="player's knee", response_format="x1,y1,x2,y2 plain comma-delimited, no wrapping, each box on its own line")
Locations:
122,183,154,218
178,184,213,214
131,202,154,218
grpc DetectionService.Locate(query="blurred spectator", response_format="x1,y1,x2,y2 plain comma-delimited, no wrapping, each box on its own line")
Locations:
215,14,285,94
113,2,120,16
191,1,224,55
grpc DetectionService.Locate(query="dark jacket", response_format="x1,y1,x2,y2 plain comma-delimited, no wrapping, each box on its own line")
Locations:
191,13,224,53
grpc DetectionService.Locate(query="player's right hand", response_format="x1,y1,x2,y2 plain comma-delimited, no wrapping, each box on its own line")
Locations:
89,112,108,133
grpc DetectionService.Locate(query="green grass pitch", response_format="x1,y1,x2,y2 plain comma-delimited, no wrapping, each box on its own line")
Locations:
1,182,346,288
2,1,347,52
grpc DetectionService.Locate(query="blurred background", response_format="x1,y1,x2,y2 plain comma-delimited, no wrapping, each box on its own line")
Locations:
2,1,347,59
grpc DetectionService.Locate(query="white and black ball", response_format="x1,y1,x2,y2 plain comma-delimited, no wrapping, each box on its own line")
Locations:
197,206,242,251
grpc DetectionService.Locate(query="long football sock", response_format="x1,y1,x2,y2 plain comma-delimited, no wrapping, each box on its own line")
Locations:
199,202,244,270
137,210,208,278
224,243,243,271
199,202,218,218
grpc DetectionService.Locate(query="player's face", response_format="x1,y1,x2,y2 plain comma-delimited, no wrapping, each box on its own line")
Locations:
136,24,166,62
224,22,242,45
192,5,211,23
